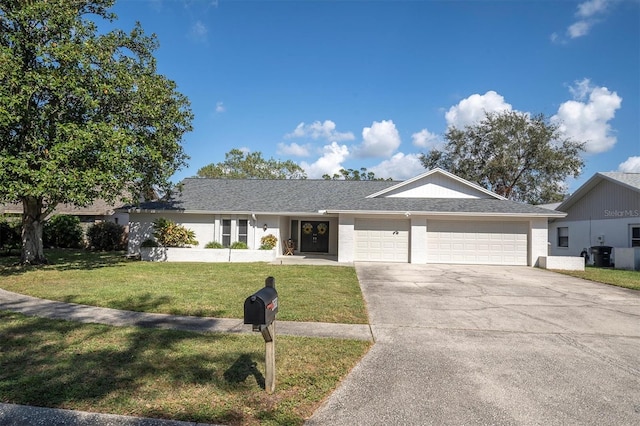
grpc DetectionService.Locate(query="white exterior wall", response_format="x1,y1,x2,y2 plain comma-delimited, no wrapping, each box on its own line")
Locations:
529,217,549,267
410,217,428,264
548,217,640,257
128,212,280,253
338,215,355,263
538,256,585,271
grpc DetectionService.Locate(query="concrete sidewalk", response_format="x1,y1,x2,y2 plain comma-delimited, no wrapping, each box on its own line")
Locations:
0,403,220,426
0,288,372,341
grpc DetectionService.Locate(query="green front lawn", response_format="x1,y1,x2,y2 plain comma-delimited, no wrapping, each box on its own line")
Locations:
0,249,368,324
0,310,371,426
554,266,640,290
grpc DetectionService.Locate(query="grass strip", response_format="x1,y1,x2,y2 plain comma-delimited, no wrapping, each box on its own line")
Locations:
0,250,368,324
553,266,640,290
0,310,371,425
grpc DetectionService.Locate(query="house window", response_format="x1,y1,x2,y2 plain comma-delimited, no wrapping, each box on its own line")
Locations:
238,219,248,244
557,227,569,248
632,226,640,247
222,219,231,247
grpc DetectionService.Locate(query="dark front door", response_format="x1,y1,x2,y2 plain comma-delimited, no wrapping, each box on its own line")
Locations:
300,221,329,253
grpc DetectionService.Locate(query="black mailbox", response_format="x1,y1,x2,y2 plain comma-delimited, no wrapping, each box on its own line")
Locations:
244,286,278,326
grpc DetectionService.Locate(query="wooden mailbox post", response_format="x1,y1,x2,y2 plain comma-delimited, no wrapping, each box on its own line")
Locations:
244,276,278,394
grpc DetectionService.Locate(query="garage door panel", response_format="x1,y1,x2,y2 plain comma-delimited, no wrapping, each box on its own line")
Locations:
427,220,528,266
355,219,409,262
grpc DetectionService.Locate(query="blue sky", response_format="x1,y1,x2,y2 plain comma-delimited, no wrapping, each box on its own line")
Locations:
110,0,639,191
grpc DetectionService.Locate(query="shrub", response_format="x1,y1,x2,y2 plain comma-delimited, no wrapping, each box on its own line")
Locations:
230,241,248,249
152,218,198,247
0,216,21,255
43,215,84,248
87,221,126,251
205,241,224,249
260,234,277,250
141,238,159,248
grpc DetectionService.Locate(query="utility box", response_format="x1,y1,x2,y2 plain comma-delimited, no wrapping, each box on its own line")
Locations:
244,286,278,327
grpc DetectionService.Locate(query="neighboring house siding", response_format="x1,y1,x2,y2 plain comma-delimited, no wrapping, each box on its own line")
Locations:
548,175,640,258
548,218,640,257
563,180,639,221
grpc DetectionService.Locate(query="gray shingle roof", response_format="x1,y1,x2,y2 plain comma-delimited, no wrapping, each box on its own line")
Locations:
599,172,640,191
132,178,563,217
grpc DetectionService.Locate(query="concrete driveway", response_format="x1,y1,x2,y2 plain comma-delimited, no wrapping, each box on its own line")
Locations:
307,264,640,425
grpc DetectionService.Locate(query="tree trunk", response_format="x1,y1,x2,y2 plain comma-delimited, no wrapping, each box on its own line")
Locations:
21,197,47,265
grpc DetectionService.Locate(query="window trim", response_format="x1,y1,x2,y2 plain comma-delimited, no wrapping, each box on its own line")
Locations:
557,226,569,248
222,219,231,247
631,225,640,248
238,219,248,244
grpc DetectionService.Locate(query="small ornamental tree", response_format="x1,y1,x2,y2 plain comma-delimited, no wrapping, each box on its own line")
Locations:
152,218,198,247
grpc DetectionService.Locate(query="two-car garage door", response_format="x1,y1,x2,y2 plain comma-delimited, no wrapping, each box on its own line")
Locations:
426,220,528,265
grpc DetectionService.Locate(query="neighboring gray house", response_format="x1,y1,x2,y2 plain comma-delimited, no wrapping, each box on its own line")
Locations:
548,172,640,259
1,199,129,231
127,168,564,266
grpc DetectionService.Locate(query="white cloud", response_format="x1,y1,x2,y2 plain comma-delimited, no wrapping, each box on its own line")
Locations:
568,21,592,38
300,142,350,178
577,0,610,18
566,0,613,39
445,91,512,129
215,101,225,113
190,20,208,41
276,142,311,157
411,129,440,149
369,153,425,180
286,120,354,142
618,156,640,173
552,78,622,154
353,120,401,158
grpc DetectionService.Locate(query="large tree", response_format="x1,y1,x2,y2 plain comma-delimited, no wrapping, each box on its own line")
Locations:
196,149,306,179
0,0,193,264
420,111,584,204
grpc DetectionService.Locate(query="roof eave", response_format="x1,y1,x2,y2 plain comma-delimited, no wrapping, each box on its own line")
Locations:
325,209,566,218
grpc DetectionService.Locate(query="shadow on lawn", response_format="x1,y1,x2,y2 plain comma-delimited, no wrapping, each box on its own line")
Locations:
224,353,266,389
0,311,267,425
60,293,175,313
0,250,130,276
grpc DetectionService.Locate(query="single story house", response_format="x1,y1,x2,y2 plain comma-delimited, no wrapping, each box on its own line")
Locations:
1,199,129,231
127,168,564,266
547,172,640,264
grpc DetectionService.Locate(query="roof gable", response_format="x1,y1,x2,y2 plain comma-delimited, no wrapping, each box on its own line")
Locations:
557,172,640,212
366,168,506,200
